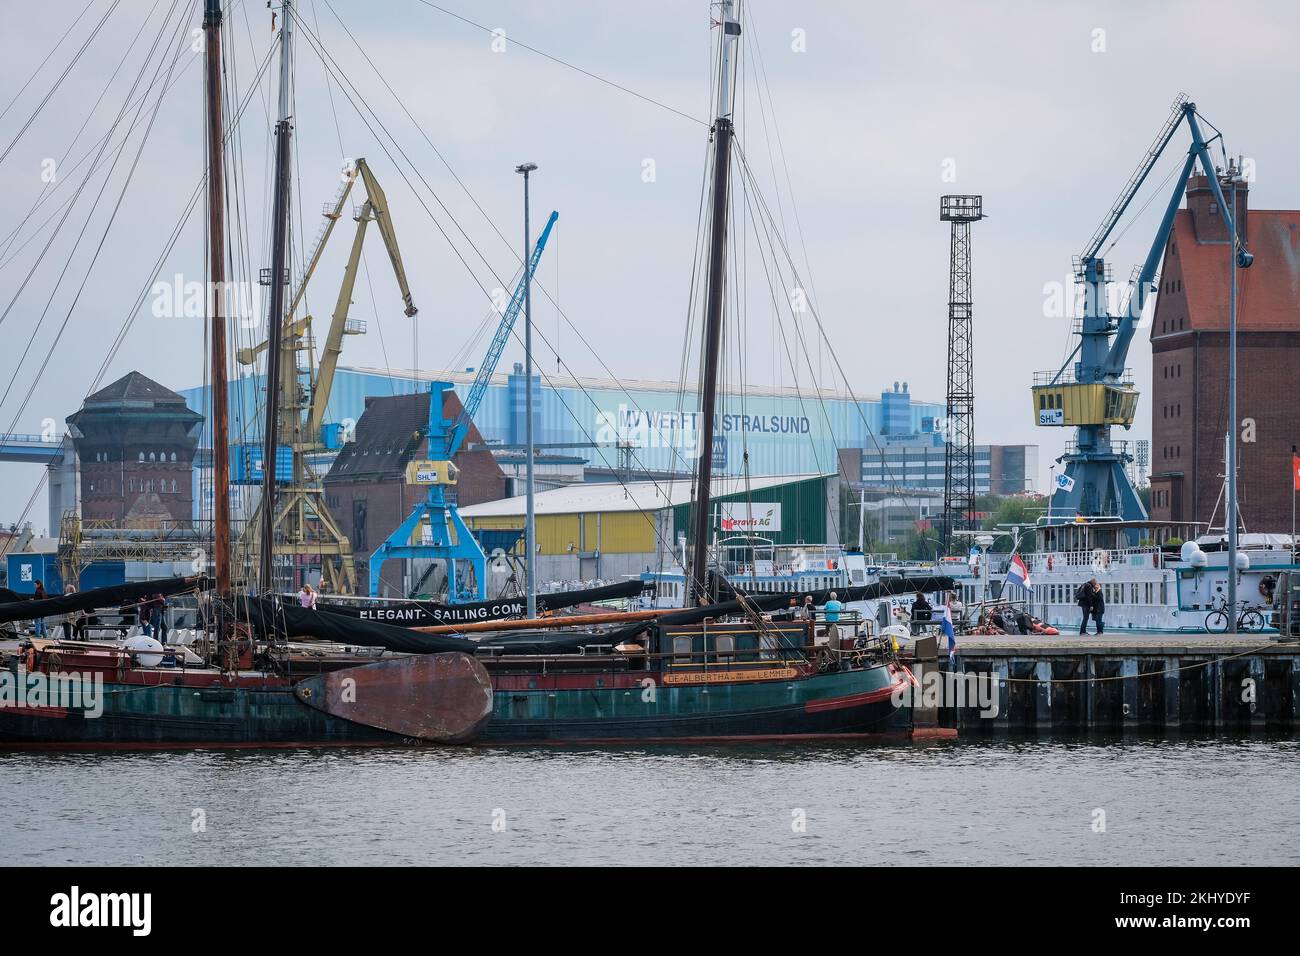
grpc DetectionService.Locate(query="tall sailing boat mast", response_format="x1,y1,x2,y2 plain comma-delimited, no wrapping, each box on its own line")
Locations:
259,0,295,593
687,0,740,606
203,0,231,591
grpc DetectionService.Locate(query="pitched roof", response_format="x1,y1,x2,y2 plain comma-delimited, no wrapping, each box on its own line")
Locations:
84,371,192,406
324,389,490,482
1157,208,1300,333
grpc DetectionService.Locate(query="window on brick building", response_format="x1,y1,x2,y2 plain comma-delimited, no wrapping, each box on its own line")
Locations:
353,499,368,551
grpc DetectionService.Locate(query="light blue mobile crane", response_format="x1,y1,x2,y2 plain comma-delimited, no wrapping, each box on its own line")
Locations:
367,211,559,600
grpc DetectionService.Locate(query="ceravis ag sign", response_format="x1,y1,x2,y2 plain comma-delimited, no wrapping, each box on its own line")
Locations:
718,502,781,532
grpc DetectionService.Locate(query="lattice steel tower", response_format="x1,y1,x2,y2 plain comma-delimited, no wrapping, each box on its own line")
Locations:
939,195,984,554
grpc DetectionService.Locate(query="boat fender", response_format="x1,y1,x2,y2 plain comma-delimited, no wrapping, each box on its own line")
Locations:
24,645,36,671
1046,555,1053,571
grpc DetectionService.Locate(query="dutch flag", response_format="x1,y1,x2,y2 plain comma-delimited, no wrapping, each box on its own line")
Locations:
1005,552,1032,591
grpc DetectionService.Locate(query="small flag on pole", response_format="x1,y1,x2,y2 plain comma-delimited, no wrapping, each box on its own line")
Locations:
1006,552,1032,590
1055,472,1076,494
1292,453,1300,491
940,602,956,658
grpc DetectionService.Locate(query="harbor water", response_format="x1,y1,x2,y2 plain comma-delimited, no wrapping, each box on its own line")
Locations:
3,737,1297,866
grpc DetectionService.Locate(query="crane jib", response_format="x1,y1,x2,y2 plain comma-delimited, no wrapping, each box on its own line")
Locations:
448,210,560,459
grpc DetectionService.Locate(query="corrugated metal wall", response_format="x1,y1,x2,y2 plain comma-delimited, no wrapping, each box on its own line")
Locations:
465,509,658,556
181,372,942,479
671,475,835,545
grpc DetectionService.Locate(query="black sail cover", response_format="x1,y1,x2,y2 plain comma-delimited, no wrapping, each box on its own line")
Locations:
0,576,208,625
315,579,652,627
241,596,609,656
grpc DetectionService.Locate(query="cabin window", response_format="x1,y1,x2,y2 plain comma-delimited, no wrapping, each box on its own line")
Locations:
715,634,736,658
672,636,693,662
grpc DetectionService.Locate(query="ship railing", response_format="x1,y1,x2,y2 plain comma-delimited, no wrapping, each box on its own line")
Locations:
1026,547,1160,572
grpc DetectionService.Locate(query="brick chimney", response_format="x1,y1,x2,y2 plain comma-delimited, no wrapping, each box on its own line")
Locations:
1185,165,1248,244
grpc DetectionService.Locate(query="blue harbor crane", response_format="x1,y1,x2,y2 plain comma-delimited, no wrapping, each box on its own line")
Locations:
1033,94,1252,533
367,211,559,600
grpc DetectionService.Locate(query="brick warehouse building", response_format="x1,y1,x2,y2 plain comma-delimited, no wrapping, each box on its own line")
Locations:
1149,171,1300,530
66,371,203,527
323,389,507,592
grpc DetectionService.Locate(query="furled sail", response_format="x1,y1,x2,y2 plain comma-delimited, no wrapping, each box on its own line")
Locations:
315,580,652,626
0,576,207,626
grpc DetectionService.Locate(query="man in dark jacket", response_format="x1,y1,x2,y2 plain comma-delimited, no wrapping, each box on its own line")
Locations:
1077,578,1104,635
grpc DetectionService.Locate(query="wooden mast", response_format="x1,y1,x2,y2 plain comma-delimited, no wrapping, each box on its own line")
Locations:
259,0,294,593
687,1,740,605
203,0,230,592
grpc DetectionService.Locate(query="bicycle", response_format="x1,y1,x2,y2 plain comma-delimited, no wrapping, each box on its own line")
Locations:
1204,597,1266,633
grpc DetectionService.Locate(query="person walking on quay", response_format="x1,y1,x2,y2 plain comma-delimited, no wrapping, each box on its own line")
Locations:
297,582,318,610
1076,577,1105,635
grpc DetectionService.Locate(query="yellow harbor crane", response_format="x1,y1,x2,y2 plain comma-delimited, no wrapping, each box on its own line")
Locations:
237,158,417,593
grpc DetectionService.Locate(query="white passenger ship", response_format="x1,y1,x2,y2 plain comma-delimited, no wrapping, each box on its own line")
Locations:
643,522,1299,636
641,536,956,625
995,520,1298,634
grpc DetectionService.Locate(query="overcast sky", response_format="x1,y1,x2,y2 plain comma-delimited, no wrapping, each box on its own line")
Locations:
1,0,1296,532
